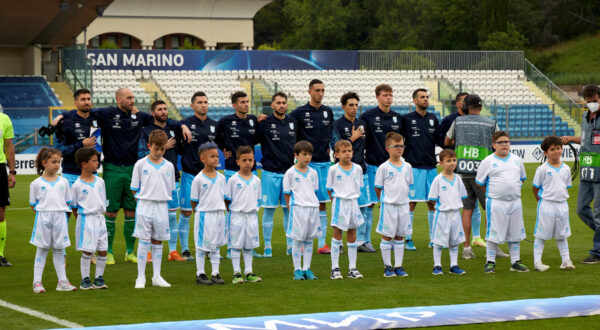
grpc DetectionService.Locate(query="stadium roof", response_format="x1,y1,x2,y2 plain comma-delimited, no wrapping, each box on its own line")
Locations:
0,0,113,47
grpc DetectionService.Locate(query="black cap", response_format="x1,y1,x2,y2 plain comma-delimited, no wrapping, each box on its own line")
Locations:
464,94,482,107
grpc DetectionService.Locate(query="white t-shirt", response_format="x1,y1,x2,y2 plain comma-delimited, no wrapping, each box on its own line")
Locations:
225,173,261,213
326,163,363,200
70,177,107,215
428,173,468,211
190,172,227,212
283,166,319,208
374,160,413,205
532,162,572,202
476,153,527,201
29,177,72,212
130,156,176,201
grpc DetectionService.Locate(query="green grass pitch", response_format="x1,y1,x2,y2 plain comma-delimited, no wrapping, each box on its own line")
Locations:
1,163,600,329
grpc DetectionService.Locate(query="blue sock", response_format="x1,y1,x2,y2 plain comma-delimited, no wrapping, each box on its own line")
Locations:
428,211,435,241
407,211,414,241
283,207,292,248
318,210,327,248
168,211,178,252
178,214,191,253
262,208,275,248
472,206,482,238
365,207,373,244
357,208,367,245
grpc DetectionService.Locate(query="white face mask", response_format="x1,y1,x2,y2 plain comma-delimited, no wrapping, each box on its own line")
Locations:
587,102,600,113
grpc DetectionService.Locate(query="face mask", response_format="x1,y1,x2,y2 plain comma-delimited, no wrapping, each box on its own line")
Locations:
587,102,600,113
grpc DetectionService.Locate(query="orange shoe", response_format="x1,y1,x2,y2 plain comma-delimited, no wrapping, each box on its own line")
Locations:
147,251,152,263
318,244,331,254
168,251,185,261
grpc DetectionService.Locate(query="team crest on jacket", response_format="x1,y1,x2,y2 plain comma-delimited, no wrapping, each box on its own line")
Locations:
323,111,328,118
393,116,397,123
92,120,98,127
249,119,254,126
210,125,215,133
169,130,175,137
429,119,434,126
132,114,137,120
289,122,294,130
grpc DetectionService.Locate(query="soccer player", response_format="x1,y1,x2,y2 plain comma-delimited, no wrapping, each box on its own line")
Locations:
401,88,444,250
283,141,321,280
138,100,186,262
71,148,109,289
332,92,374,253
375,133,413,278
532,136,575,271
290,79,335,254
179,92,218,261
327,140,365,279
428,149,467,275
131,130,176,288
225,146,262,284
0,107,15,267
359,84,402,254
190,142,227,285
476,131,529,273
30,148,77,293
257,92,297,257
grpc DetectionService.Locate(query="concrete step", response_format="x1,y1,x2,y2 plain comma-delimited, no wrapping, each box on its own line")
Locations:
139,80,181,120
49,82,73,107
524,81,580,136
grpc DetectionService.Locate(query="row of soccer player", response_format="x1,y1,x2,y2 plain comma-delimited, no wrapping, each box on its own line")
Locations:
28,128,574,292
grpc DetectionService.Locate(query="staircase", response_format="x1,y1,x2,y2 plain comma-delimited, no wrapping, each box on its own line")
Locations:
49,82,73,107
524,81,581,136
139,81,181,120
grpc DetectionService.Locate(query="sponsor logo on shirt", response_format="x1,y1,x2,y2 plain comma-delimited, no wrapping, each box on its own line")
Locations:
143,169,149,175
442,186,447,191
82,189,88,195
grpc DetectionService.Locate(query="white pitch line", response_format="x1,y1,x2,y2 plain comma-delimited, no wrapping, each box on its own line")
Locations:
6,207,33,210
0,298,83,328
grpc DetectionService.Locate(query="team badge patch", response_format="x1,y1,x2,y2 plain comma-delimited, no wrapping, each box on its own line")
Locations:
93,120,98,127
393,116,397,123
429,119,434,126
249,119,254,126
210,125,215,133
323,111,328,118
132,114,137,120
169,130,175,137
289,122,294,130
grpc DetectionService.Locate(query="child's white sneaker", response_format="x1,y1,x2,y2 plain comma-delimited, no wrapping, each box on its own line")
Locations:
152,276,171,287
56,280,77,291
134,277,146,289
33,282,46,293
560,259,575,270
534,262,549,272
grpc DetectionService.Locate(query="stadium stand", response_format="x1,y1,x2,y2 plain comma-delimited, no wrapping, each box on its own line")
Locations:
91,70,152,106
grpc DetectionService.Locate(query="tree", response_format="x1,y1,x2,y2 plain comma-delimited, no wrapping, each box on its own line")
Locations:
478,23,528,50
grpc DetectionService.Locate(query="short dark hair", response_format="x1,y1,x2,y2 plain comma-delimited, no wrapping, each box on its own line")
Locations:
309,79,323,89
151,100,166,112
271,92,287,102
334,140,352,152
439,149,456,162
375,84,392,96
191,91,207,104
341,92,360,106
148,129,168,147
492,131,510,143
385,132,403,146
541,135,563,152
197,141,219,158
412,88,428,100
74,88,91,100
294,140,313,154
75,147,101,168
231,91,247,104
236,145,254,158
455,92,469,103
582,85,600,99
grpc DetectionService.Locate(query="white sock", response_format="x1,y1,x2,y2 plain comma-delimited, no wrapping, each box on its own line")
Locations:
151,243,163,278
137,240,150,279
210,250,220,276
393,240,405,268
196,250,206,276
81,254,91,279
242,249,253,274
380,240,392,266
95,255,106,278
433,244,443,267
231,249,241,273
486,241,497,263
533,238,545,264
292,240,302,270
557,239,570,262
33,247,49,283
348,241,358,270
52,249,67,282
331,238,342,270
449,245,459,267
302,241,313,271
508,242,520,264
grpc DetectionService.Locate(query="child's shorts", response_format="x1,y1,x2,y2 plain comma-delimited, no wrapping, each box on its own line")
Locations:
376,203,412,238
75,213,108,252
534,199,571,240
486,198,526,244
331,198,364,231
133,199,170,241
227,211,259,250
30,211,70,249
195,210,227,252
287,205,321,241
432,209,465,248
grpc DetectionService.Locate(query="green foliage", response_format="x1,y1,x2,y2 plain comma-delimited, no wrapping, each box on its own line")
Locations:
479,23,528,50
99,40,119,49
257,41,282,50
180,39,202,50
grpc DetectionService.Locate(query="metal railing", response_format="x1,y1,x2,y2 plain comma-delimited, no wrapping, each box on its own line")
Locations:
61,45,93,92
358,51,525,71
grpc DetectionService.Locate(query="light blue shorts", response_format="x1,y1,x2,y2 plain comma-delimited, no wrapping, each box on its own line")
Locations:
358,174,371,207
169,182,180,211
308,162,331,203
179,171,195,211
367,164,379,203
409,168,438,202
261,170,286,208
61,173,79,187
